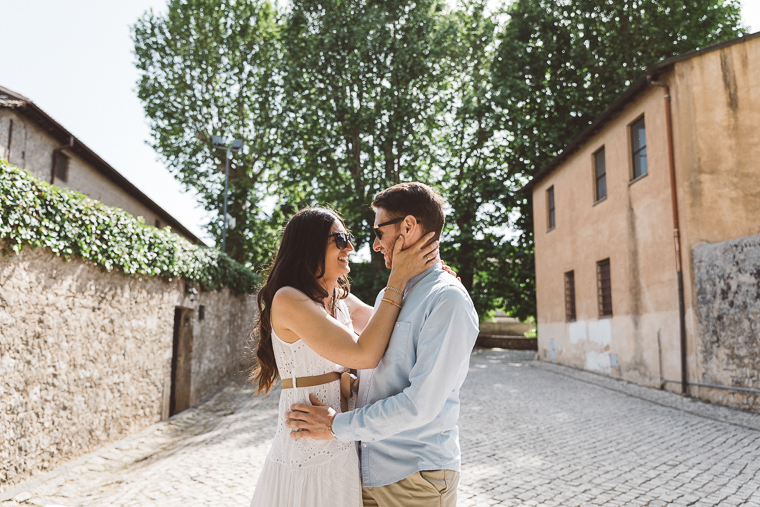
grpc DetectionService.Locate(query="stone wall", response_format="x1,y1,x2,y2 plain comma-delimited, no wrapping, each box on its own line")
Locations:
190,289,257,407
692,233,760,412
0,243,257,492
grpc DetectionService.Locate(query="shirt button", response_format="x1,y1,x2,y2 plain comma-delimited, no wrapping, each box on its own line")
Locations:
362,443,367,448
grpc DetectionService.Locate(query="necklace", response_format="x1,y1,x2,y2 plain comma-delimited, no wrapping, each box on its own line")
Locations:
323,288,337,318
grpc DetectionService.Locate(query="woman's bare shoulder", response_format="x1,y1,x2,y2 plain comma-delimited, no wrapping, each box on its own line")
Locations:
273,286,309,302
272,286,313,313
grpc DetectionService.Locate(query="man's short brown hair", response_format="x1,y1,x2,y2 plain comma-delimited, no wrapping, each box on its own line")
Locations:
372,182,445,240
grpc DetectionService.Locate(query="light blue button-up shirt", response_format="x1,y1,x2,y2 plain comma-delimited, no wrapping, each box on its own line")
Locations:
331,263,480,487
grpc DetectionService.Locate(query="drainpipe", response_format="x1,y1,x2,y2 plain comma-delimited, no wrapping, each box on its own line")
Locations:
50,136,74,184
648,75,688,396
6,119,12,161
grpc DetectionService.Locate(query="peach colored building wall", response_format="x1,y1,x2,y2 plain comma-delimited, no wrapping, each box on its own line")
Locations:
533,84,681,388
670,37,760,408
531,34,760,409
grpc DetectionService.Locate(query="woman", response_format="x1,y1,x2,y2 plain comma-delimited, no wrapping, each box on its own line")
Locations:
250,207,438,507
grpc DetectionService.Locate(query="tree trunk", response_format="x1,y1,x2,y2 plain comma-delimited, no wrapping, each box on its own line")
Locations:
456,219,476,292
458,244,475,292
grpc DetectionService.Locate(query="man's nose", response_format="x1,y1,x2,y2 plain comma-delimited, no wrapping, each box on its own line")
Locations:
373,235,381,252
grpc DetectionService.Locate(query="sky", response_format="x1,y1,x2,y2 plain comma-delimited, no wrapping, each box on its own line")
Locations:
1,1,759,247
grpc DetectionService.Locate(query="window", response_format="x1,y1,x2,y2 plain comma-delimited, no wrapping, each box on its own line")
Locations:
564,270,576,321
54,152,69,182
596,258,613,317
594,147,606,201
630,116,647,179
546,186,555,230
155,219,162,228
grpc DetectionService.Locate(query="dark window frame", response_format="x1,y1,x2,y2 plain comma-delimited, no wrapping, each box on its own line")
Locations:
593,146,607,202
630,116,648,180
596,258,613,317
546,185,555,231
54,152,69,182
564,270,576,321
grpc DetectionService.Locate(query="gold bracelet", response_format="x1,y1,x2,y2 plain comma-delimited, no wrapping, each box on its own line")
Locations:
381,298,402,309
384,286,404,297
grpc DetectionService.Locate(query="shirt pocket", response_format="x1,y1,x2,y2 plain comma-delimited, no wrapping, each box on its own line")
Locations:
385,321,412,360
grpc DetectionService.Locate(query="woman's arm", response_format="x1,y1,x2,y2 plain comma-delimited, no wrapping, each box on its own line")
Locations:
345,293,373,334
272,233,438,369
347,259,449,334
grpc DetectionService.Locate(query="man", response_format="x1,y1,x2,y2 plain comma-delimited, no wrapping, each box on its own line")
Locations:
286,182,479,506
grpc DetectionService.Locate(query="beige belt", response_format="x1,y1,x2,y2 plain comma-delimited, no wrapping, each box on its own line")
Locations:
282,370,359,412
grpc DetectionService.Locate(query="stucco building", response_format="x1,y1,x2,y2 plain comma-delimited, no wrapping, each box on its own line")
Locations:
0,85,203,244
523,33,760,411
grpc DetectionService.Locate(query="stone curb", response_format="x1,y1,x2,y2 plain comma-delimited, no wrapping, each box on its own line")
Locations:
529,359,760,432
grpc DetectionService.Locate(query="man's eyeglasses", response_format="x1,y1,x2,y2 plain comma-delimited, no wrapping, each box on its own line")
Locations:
373,217,405,240
328,232,355,250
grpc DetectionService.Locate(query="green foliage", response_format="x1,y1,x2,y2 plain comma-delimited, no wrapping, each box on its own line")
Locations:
132,0,284,266
524,322,537,339
488,0,745,320
432,1,535,321
0,160,258,295
131,0,745,321
493,0,746,179
280,0,456,248
346,262,389,308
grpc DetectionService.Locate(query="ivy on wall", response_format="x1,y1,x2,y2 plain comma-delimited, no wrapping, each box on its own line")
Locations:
0,159,258,295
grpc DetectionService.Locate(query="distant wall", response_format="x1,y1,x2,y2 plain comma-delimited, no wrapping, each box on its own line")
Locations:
479,319,533,336
0,243,256,492
190,288,257,406
692,234,760,412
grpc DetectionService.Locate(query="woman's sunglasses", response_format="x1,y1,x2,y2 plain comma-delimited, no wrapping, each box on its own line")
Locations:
328,232,355,250
373,216,405,240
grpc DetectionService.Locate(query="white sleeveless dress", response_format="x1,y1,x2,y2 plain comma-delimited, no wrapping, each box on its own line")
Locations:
250,299,362,507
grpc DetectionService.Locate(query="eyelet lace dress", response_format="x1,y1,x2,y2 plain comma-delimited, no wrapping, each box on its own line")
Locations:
250,300,361,507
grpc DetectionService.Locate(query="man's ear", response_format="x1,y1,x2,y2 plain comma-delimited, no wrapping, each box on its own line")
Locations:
402,215,418,235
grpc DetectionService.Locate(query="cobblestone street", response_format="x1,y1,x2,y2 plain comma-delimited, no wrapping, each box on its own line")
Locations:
3,349,760,507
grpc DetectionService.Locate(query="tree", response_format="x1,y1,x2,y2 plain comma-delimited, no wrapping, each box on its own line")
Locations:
132,0,745,321
493,0,746,201
279,0,534,319
432,1,535,320
280,0,457,251
490,0,746,318
132,0,283,266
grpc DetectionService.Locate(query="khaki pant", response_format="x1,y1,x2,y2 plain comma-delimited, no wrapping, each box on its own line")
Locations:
362,470,459,507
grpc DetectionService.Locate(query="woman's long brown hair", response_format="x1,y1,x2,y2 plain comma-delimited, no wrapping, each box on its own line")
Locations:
251,207,351,395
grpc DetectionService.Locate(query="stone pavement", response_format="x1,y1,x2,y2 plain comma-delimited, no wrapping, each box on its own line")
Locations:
3,349,760,506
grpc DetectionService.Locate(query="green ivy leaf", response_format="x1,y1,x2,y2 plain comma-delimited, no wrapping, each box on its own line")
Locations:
0,160,258,295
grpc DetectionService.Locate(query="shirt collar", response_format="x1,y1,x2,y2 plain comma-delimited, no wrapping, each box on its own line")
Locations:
404,262,442,297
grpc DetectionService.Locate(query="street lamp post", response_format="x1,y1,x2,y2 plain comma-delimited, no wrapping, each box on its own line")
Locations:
212,136,244,254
